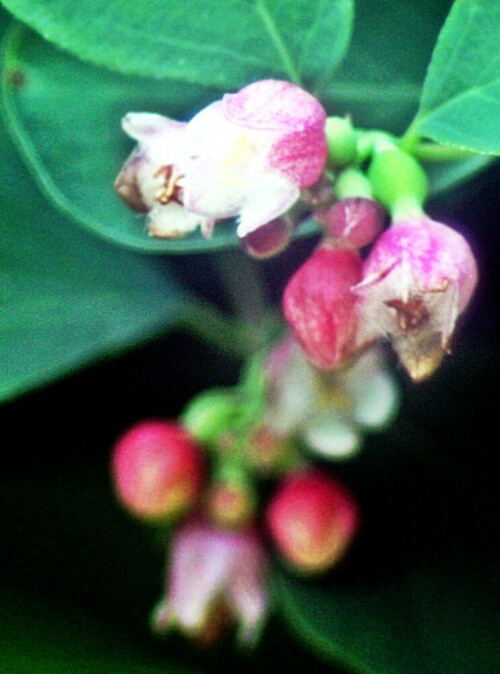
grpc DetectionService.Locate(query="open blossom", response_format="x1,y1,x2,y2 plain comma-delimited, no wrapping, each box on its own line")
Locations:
115,79,327,240
152,518,269,645
354,216,478,381
264,336,399,459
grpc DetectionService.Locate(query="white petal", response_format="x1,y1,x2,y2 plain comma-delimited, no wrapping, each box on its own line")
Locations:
304,415,361,459
148,202,204,239
236,173,299,237
351,369,399,428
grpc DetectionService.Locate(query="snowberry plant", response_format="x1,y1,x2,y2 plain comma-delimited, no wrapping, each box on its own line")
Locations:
0,0,498,673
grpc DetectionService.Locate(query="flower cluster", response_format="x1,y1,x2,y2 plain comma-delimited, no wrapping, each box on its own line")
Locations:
110,338,372,644
116,79,478,381
112,78,480,647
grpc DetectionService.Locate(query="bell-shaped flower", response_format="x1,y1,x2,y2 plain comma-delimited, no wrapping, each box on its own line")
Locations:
116,80,327,240
182,79,327,238
151,518,269,645
353,216,478,381
264,336,399,459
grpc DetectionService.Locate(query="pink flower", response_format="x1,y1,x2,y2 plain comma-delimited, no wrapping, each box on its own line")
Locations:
354,216,478,381
152,519,269,645
116,80,327,240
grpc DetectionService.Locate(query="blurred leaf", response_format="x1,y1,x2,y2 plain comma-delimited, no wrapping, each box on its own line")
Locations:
318,0,453,134
412,0,500,154
425,153,493,197
0,0,353,88
274,448,499,674
1,590,196,674
0,110,191,402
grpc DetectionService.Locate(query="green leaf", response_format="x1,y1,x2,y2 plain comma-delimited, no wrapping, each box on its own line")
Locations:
0,112,190,402
0,0,353,88
412,0,500,154
318,0,454,134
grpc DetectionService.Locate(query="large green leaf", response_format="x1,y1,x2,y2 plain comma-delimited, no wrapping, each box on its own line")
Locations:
319,0,453,134
412,0,500,154
0,0,353,88
0,111,190,402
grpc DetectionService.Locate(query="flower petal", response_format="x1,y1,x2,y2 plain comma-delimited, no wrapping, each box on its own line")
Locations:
304,413,361,459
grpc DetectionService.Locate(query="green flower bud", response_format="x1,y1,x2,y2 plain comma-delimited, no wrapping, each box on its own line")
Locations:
182,388,239,446
325,116,358,166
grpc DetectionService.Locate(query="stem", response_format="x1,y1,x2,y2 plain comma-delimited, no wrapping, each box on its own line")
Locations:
215,249,268,323
181,300,254,358
412,143,476,163
255,0,302,86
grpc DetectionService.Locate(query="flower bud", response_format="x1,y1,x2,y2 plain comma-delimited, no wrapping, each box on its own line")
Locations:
111,420,204,522
354,216,478,381
245,425,297,475
181,388,238,446
266,469,359,574
283,245,362,370
207,473,256,529
324,198,386,249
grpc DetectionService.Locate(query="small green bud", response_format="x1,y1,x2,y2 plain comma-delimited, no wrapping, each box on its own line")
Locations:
334,168,373,200
368,148,427,216
325,116,358,166
181,388,239,446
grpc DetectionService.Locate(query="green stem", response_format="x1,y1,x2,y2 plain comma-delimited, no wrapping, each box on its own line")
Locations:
181,300,254,358
412,143,476,163
255,0,302,86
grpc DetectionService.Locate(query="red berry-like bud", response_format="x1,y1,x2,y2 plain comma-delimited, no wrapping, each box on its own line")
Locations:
325,198,386,249
283,245,362,370
266,469,359,574
112,420,204,522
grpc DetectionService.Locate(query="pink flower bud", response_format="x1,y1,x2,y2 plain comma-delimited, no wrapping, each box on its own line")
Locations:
324,198,386,248
111,420,204,522
354,216,478,381
283,245,363,370
152,518,268,645
266,469,359,574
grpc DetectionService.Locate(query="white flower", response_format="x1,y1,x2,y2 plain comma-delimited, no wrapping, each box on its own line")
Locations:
265,336,399,459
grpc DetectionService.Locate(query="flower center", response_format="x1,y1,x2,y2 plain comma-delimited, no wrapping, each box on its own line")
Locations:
154,165,184,205
385,295,430,333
